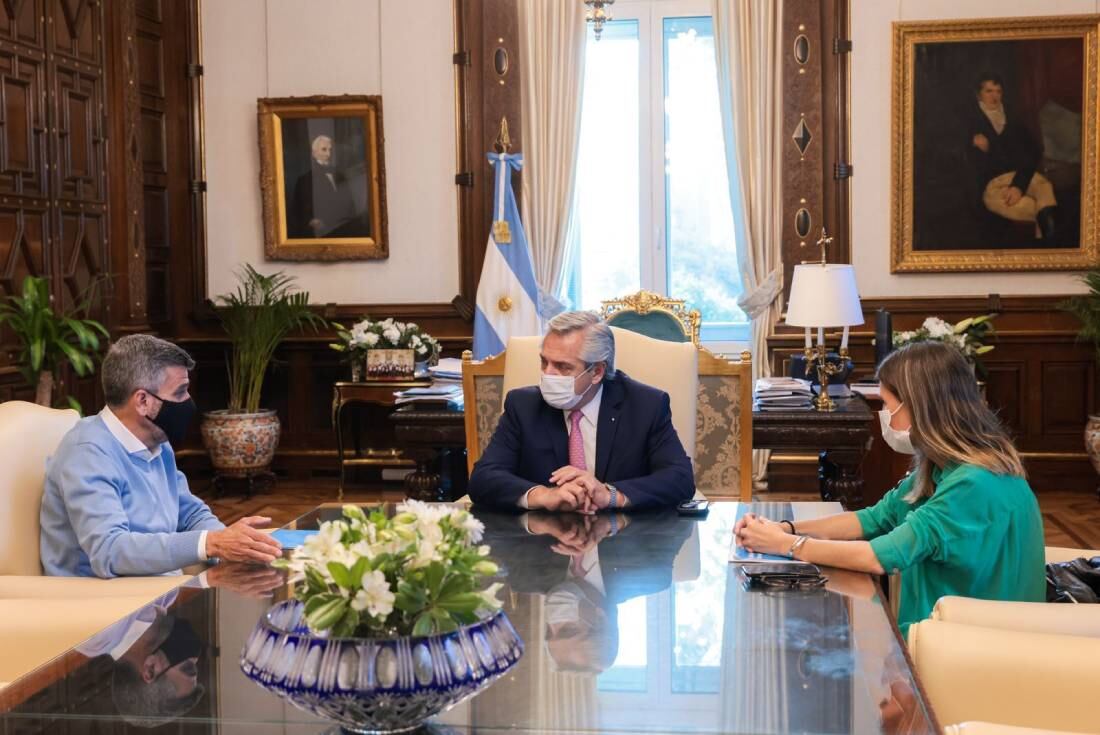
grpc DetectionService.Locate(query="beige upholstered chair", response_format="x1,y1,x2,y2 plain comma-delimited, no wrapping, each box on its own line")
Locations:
943,724,1098,735
599,290,702,345
462,327,752,501
906,619,1099,733
0,401,190,687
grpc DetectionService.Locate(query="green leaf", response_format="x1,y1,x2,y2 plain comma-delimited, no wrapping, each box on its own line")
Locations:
412,612,435,637
425,561,446,598
63,395,82,415
304,565,329,594
332,607,360,638
327,561,356,590
305,596,348,631
436,592,483,615
350,557,370,585
438,574,473,600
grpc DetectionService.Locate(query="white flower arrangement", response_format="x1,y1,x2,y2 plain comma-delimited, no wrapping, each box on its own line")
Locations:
330,317,441,362
893,314,996,377
274,502,501,638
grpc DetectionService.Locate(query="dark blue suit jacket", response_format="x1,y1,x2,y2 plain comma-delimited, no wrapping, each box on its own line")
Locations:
468,371,695,510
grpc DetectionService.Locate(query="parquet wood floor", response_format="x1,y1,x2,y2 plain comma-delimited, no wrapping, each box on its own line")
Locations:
199,480,1100,552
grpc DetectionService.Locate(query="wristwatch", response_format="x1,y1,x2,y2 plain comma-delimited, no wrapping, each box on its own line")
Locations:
606,483,619,510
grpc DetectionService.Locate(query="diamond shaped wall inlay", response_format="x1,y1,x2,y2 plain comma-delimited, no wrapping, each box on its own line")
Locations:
792,118,812,156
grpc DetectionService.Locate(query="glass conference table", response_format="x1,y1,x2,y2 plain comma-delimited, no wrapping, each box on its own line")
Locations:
0,502,938,734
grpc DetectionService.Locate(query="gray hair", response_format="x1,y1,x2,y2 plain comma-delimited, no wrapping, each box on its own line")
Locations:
102,335,195,407
544,311,615,377
311,135,332,155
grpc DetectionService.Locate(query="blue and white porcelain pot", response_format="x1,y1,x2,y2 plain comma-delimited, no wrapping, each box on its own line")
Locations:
241,599,524,734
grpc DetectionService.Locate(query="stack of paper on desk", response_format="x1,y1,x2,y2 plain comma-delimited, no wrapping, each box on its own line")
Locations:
753,377,813,411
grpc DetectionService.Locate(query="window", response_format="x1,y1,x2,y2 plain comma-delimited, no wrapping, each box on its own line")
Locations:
562,0,747,347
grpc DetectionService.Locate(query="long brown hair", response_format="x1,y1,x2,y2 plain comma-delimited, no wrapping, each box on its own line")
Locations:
876,341,1024,501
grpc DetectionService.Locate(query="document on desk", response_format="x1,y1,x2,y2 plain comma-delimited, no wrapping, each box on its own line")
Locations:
728,501,805,564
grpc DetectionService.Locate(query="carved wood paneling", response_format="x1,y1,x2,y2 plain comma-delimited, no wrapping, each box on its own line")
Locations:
1042,361,1095,435
0,0,42,48
0,0,105,407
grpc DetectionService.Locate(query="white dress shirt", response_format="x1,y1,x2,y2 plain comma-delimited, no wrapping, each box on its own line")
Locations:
99,407,208,561
518,386,603,509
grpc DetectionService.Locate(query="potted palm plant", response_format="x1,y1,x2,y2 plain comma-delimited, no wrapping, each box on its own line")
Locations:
0,275,108,411
200,266,326,481
1062,268,1100,491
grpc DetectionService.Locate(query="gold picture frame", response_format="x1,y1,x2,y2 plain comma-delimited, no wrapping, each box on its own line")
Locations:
891,15,1100,272
258,95,389,261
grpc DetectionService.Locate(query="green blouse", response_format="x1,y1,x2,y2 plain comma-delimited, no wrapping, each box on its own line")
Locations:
855,463,1046,636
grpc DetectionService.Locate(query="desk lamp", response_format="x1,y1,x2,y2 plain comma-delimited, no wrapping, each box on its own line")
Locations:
785,229,864,411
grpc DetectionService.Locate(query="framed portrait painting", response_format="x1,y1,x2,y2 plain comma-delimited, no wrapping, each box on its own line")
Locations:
258,95,388,261
891,16,1100,272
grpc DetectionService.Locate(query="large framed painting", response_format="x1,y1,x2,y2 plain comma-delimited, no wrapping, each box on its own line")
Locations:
258,95,388,261
891,16,1100,272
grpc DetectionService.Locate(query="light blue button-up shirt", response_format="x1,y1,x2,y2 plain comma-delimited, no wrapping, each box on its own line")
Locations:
40,408,224,577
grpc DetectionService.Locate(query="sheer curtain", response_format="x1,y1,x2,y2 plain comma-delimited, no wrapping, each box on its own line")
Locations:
713,0,785,487
517,0,587,308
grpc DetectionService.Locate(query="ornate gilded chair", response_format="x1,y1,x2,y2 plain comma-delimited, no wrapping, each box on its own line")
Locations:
599,290,701,346
461,327,752,501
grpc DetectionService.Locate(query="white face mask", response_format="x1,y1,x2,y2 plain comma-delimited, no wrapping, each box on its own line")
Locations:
539,365,594,410
878,402,915,455
545,586,582,625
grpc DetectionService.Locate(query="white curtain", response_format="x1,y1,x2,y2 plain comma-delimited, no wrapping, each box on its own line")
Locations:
517,0,587,306
713,0,786,487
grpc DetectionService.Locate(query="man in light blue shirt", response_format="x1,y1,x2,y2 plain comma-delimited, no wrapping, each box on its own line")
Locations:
40,334,282,577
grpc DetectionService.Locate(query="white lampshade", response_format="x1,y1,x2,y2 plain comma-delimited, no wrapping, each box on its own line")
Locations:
785,263,864,327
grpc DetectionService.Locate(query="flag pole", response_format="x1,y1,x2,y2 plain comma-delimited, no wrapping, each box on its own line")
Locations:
494,117,511,154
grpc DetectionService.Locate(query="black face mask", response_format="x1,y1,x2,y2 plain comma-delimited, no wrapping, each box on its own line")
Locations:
159,617,202,668
148,393,197,448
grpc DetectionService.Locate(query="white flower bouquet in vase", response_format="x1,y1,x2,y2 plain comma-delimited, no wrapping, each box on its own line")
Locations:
241,502,523,734
331,318,441,381
893,314,996,379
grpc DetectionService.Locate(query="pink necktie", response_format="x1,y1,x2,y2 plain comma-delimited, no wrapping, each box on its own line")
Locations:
568,409,587,470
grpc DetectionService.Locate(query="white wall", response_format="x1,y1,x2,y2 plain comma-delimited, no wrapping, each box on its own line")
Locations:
850,0,1098,298
202,0,459,304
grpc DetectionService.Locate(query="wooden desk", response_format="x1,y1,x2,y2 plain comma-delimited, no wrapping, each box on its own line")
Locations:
752,396,874,508
331,379,431,498
390,404,467,501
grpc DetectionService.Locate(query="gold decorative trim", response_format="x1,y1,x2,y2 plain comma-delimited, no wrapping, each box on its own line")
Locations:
599,289,702,345
891,15,1100,272
258,95,389,261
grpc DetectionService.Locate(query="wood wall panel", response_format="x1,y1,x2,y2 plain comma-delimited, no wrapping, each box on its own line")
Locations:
0,0,43,48
0,0,105,407
1042,361,1094,435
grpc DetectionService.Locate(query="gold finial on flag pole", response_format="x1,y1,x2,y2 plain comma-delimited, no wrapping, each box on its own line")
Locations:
494,117,511,154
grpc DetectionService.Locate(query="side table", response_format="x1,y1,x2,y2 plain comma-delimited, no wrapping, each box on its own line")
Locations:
752,395,874,508
332,379,431,499
389,405,468,502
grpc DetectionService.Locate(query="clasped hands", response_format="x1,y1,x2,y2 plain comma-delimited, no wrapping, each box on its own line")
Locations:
528,466,617,514
732,512,796,557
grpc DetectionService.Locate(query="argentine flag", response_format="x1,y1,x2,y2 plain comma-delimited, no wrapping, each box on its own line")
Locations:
473,152,542,359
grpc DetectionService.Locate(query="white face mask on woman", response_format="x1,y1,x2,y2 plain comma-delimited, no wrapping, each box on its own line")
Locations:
878,402,916,455
539,365,594,410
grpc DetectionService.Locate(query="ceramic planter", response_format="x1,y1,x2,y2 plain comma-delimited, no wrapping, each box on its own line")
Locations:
200,409,281,476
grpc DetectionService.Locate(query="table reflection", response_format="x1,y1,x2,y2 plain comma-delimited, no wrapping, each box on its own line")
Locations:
0,502,937,734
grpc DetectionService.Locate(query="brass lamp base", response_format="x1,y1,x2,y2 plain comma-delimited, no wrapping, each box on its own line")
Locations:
806,346,845,412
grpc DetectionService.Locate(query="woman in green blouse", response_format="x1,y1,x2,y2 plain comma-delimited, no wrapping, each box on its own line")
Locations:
735,340,1046,636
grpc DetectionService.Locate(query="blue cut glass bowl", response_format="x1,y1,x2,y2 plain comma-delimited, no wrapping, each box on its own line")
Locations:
241,599,524,734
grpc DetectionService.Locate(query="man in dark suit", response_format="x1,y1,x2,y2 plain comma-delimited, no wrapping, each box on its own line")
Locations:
468,310,694,511
477,508,694,672
288,134,369,239
966,72,1058,242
